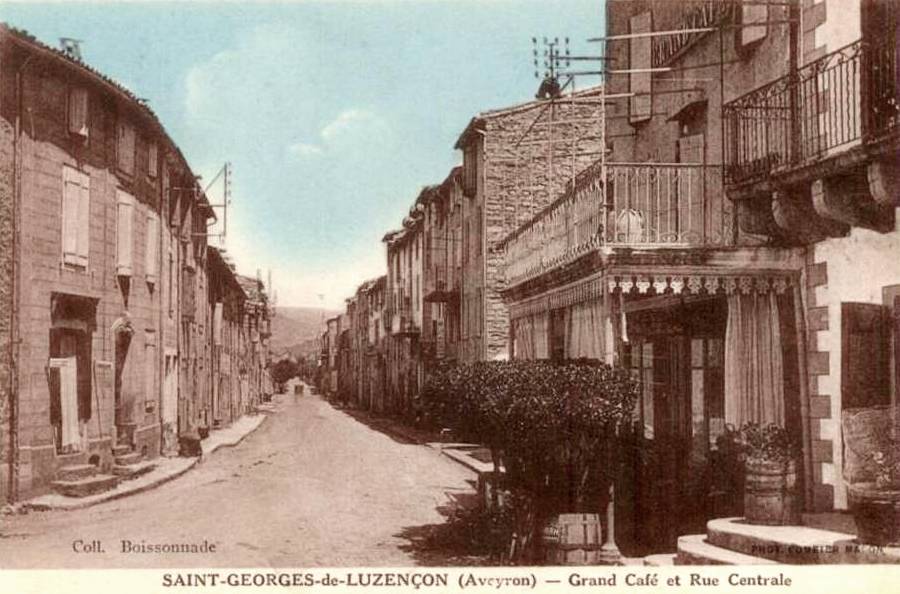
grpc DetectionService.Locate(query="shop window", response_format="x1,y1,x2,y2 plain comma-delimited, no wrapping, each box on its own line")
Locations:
62,166,90,268
842,302,891,409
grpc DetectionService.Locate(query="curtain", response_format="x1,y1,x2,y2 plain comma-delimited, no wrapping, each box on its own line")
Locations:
513,317,535,360
534,312,550,360
566,299,605,360
724,291,785,427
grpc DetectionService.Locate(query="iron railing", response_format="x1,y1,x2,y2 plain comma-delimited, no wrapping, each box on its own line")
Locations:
724,33,898,185
503,163,732,287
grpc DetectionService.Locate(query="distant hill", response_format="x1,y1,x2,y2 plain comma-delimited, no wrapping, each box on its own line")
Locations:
270,306,340,356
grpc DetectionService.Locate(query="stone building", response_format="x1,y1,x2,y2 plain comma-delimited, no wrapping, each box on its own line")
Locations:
0,25,215,502
500,0,898,554
453,87,608,363
236,274,272,411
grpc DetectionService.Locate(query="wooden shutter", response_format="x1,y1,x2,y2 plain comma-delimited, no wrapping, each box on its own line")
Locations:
629,12,652,124
842,302,891,409
117,120,136,175
116,190,134,276
145,212,159,284
677,134,705,164
740,2,768,47
68,88,89,137
148,141,158,178
62,166,89,267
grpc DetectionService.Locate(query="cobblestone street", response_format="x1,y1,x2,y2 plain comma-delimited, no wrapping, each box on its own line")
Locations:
0,384,476,568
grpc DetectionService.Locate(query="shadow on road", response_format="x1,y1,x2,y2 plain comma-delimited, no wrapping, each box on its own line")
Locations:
338,406,441,446
394,487,500,567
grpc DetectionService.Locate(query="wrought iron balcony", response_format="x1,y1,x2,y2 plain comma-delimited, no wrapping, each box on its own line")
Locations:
724,34,898,186
423,265,460,304
502,162,733,288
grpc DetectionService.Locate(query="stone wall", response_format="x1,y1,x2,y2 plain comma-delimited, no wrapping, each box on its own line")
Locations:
0,103,15,503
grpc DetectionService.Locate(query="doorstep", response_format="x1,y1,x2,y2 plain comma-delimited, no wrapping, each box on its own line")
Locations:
23,413,267,512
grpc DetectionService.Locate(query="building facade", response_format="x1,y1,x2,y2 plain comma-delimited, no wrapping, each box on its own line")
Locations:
0,26,270,503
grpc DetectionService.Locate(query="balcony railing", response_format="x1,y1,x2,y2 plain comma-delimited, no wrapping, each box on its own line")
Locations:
502,162,732,287
724,33,898,185
423,264,460,304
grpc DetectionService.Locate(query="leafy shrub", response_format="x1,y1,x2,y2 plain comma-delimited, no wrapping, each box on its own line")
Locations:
740,422,799,464
419,359,639,561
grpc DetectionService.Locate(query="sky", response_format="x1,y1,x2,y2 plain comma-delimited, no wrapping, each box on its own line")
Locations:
2,0,605,308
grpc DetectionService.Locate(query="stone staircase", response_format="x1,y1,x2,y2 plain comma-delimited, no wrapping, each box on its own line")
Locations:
50,442,156,498
111,443,156,480
662,517,900,565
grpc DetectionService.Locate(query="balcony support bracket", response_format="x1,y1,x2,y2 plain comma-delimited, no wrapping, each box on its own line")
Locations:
771,189,846,244
868,161,900,208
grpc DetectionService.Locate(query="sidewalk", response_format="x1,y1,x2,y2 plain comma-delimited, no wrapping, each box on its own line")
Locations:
23,412,269,512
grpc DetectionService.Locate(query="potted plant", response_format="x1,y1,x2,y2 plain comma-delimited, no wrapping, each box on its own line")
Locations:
740,422,800,526
843,405,900,546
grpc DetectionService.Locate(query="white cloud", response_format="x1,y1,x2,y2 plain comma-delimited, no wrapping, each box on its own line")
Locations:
286,108,388,160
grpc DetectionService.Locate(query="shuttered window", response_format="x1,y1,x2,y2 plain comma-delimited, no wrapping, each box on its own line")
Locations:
116,190,135,276
462,144,478,197
740,1,768,48
117,119,136,175
68,88,89,137
841,302,891,409
148,141,158,178
677,134,705,164
62,166,90,268
629,12,652,124
145,212,160,284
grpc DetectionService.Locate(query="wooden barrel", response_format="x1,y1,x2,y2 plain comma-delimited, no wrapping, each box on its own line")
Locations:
542,513,603,565
744,459,799,525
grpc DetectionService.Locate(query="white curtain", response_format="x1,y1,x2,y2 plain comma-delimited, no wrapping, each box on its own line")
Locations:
724,291,785,427
566,299,605,360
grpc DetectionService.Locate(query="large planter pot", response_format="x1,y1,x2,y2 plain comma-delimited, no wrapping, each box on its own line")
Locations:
744,458,800,526
848,483,900,546
541,513,603,565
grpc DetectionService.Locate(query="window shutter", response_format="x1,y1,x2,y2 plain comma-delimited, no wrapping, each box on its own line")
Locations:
145,212,159,284
76,174,90,266
740,2,768,47
62,167,80,265
629,12,652,124
117,120,136,175
62,166,89,267
116,190,134,276
148,142,158,178
214,303,223,346
68,88,89,137
841,302,891,409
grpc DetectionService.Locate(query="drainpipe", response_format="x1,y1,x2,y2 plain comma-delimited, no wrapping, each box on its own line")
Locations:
9,53,35,503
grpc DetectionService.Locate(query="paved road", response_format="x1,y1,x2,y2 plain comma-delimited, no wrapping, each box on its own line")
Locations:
0,382,475,568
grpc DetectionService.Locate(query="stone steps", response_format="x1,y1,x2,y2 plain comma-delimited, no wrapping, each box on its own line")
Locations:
51,474,119,498
56,464,97,482
112,460,156,481
112,444,132,457
676,534,777,565
706,517,900,565
115,452,143,466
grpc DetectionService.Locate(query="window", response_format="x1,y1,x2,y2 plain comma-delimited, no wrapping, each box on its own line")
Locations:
842,302,891,409
62,166,90,268
117,119,136,175
148,141,158,178
145,212,160,285
739,1,767,48
549,309,567,362
462,143,478,197
116,190,134,276
67,88,89,138
629,12,652,124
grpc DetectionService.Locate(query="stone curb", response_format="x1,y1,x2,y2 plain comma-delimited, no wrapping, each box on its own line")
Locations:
22,414,268,513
